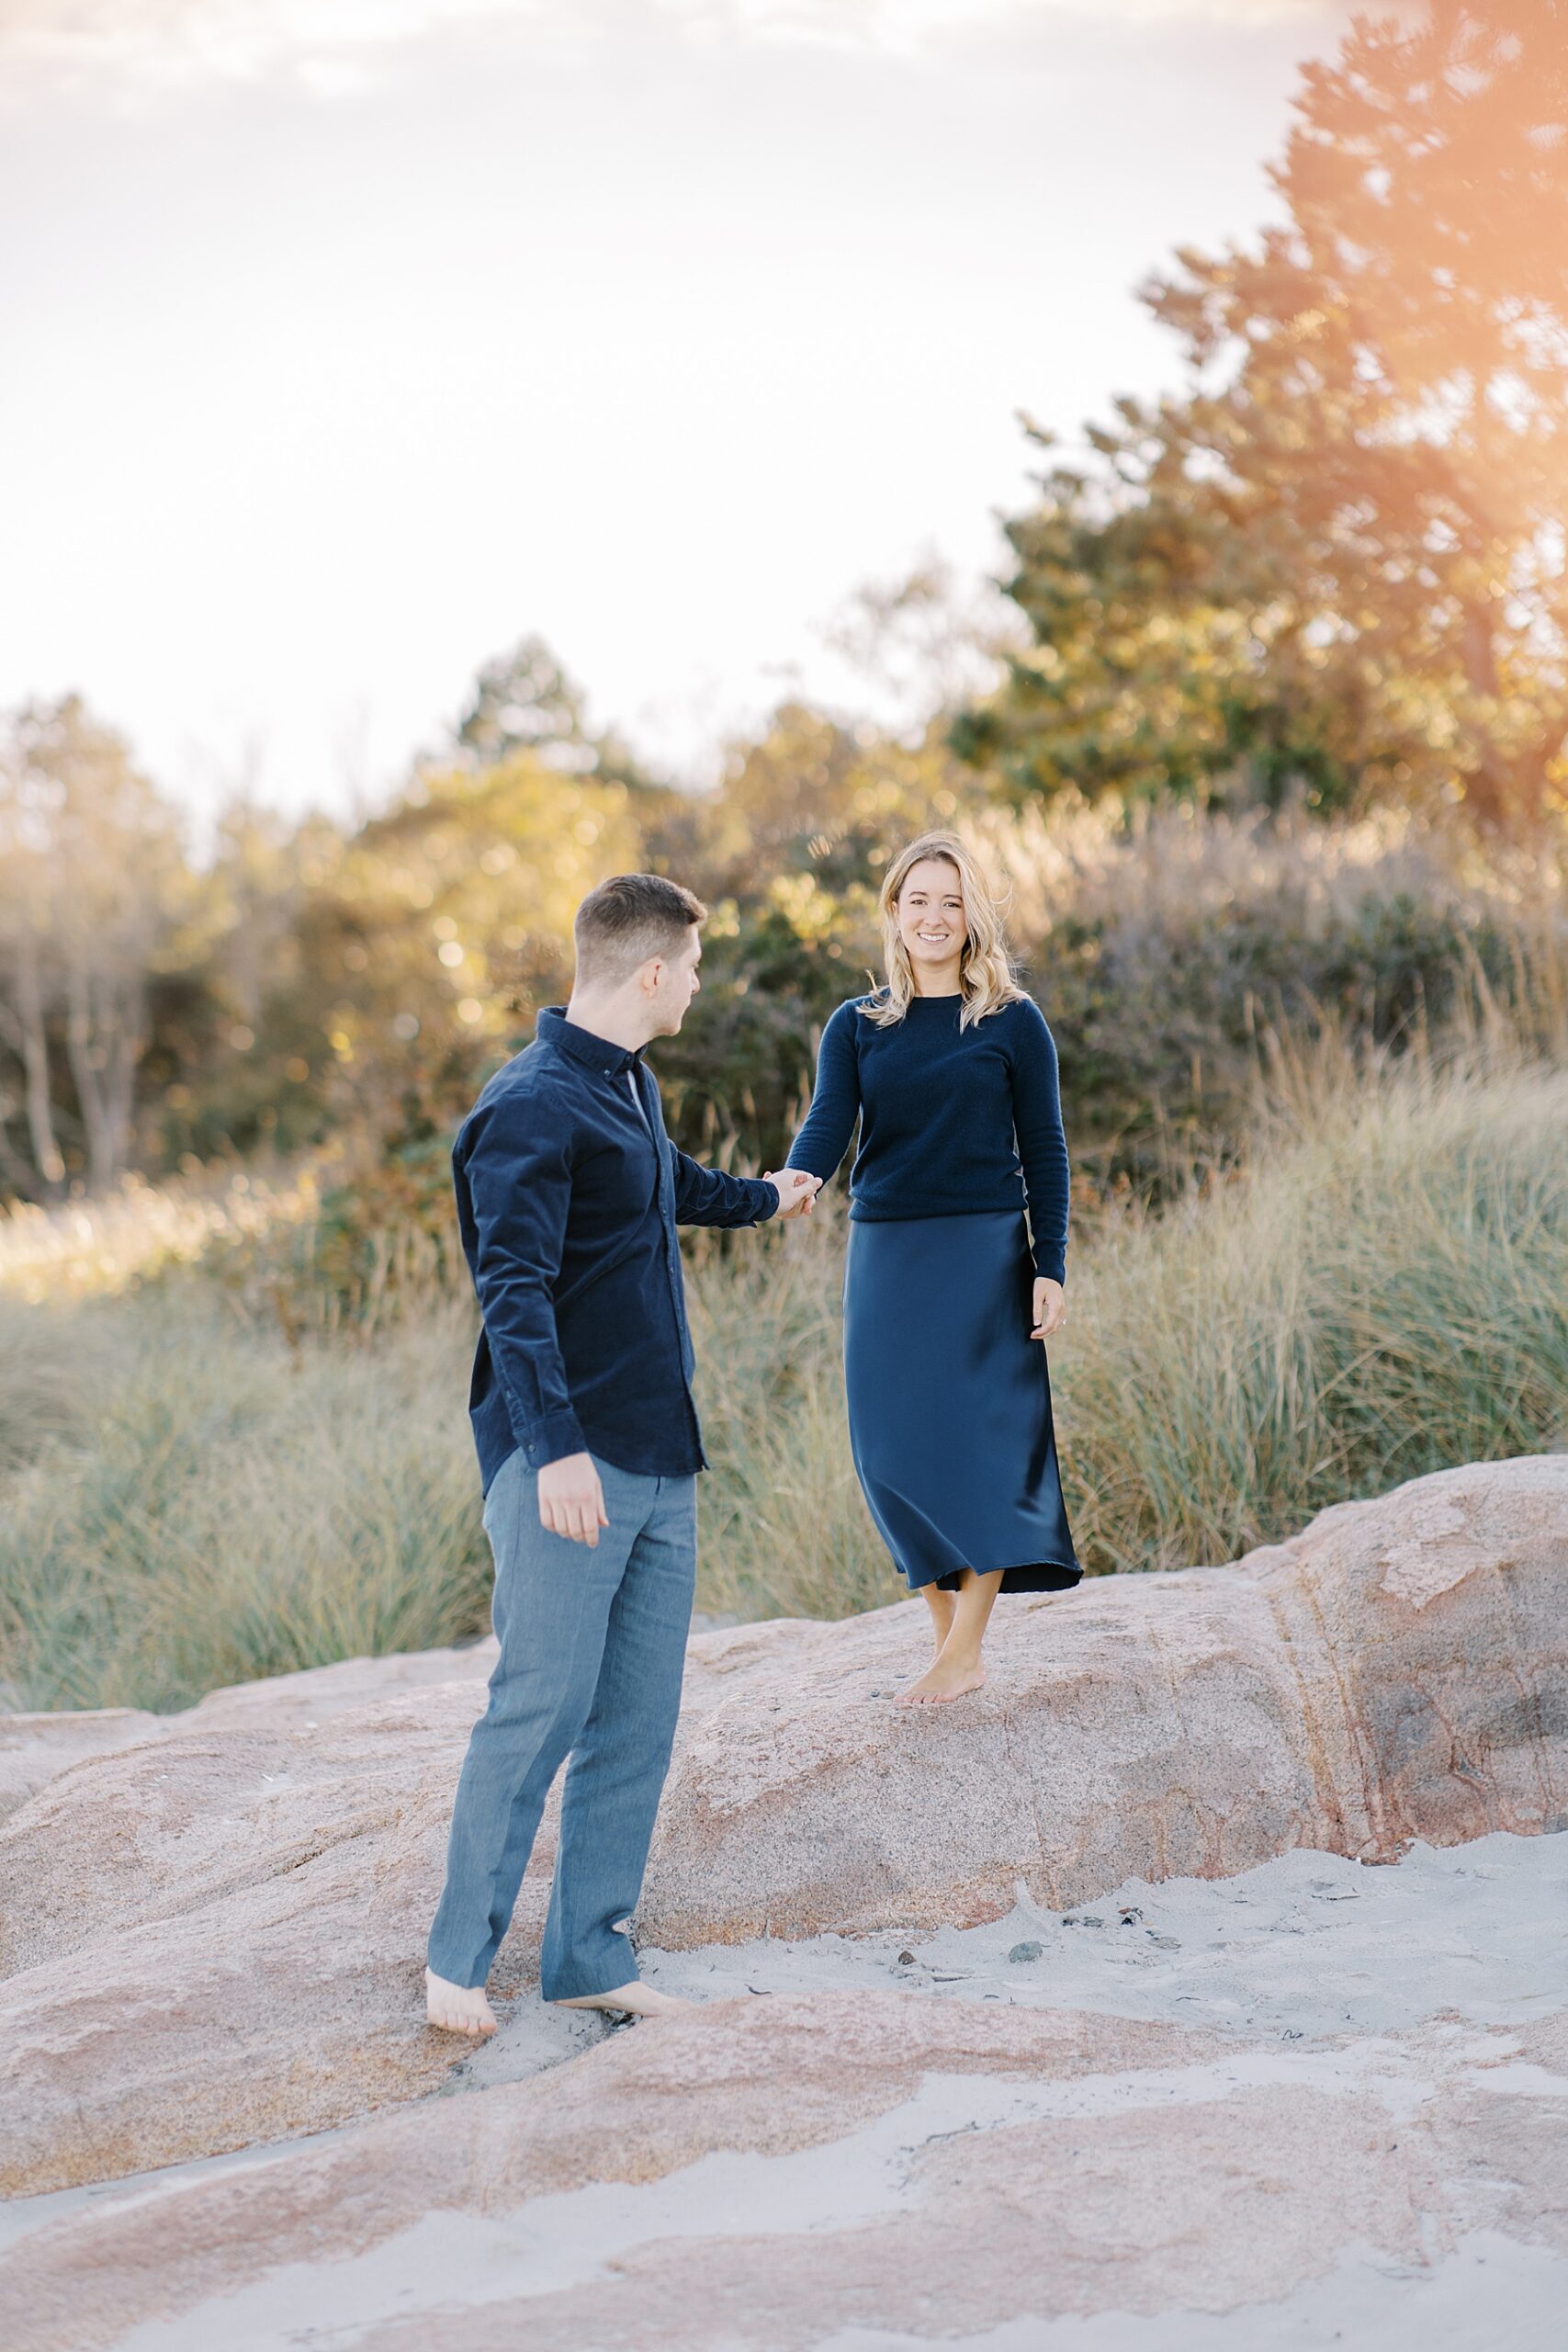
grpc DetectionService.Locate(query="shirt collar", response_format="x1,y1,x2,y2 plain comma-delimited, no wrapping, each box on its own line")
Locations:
536,1005,644,1079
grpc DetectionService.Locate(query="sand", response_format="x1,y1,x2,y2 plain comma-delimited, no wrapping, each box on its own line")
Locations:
3,1827,1562,2351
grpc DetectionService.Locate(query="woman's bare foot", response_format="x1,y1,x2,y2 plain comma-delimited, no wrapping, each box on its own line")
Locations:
897,1651,987,1704
553,1981,694,2018
425,1966,497,2037
902,1567,999,1702
920,1585,957,1659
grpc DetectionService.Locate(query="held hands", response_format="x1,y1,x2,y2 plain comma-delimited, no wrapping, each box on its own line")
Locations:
764,1168,822,1218
1031,1277,1066,1341
537,1452,609,1546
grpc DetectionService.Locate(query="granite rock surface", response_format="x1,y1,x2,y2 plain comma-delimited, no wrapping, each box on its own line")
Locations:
1,1454,1563,2198
5,1968,1565,2352
641,1452,1568,1944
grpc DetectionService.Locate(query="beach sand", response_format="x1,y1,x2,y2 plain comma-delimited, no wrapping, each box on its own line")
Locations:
4,1827,1562,2350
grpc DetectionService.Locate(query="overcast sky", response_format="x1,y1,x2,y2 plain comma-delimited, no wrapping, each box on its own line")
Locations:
0,0,1355,821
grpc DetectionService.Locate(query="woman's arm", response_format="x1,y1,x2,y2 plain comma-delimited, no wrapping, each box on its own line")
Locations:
785,1001,863,1184
1010,998,1070,1286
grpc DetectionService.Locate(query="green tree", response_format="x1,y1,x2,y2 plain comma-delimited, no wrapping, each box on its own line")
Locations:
155,639,667,1181
289,749,646,1142
142,801,341,1168
456,632,649,789
0,697,191,1194
961,0,1568,826
643,700,989,1165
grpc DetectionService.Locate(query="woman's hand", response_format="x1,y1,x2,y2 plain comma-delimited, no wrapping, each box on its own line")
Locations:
765,1169,821,1217
1031,1277,1066,1340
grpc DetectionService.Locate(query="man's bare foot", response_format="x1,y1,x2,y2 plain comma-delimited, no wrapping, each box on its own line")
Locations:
897,1652,987,1705
425,1966,498,2037
552,1981,694,2018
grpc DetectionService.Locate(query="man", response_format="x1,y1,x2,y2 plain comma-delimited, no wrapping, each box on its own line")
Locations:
425,872,820,2036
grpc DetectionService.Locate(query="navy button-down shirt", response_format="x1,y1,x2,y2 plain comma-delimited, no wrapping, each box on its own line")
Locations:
454,1005,778,1492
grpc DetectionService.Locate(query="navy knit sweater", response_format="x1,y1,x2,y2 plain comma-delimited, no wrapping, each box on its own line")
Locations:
786,990,1071,1284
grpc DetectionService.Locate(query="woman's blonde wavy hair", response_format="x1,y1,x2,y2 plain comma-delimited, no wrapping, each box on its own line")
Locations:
862,830,1026,1031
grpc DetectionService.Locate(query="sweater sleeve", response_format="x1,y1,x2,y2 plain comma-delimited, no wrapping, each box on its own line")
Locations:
1010,998,1070,1285
785,1001,862,1184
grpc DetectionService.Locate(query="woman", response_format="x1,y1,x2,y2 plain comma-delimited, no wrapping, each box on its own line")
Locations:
787,830,1080,1704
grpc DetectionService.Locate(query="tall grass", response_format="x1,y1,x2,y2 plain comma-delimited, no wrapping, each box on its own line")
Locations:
3,1035,1566,1710
0,1165,318,1304
686,1216,877,1616
965,797,1568,1189
1059,1039,1568,1570
0,1299,88,1478
0,1287,490,1713
690,1035,1568,1610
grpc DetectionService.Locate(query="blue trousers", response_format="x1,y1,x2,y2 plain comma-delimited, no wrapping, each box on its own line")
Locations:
426,1448,696,1997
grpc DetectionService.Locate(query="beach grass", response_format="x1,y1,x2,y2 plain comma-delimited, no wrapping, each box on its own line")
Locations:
689,1037,1568,1614
0,1285,491,1713
0,1164,319,1305
1057,1038,1568,1573
3,1036,1566,1711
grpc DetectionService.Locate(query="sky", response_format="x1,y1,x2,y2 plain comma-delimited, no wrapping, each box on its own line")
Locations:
0,0,1359,823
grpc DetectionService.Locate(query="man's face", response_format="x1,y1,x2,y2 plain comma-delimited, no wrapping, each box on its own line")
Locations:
645,925,702,1037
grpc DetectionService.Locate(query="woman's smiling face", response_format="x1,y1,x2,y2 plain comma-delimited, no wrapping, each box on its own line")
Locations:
896,856,967,986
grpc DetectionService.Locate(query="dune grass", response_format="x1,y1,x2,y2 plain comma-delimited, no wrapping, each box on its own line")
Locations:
0,1165,319,1305
3,1036,1566,1711
687,1041,1568,1617
0,1286,491,1713
1058,1042,1568,1572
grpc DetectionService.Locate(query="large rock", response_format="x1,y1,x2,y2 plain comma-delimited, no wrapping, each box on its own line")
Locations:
4,1987,1564,2352
642,1453,1568,1944
1,1454,1563,2195
0,1638,499,1824
0,1708,167,1826
1250,1459,1568,1853
0,1636,791,2194
644,1567,1319,1943
0,1688,491,2195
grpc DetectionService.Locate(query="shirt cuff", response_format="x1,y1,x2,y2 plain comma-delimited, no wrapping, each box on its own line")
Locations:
519,1407,590,1470
752,1177,781,1222
1033,1245,1066,1285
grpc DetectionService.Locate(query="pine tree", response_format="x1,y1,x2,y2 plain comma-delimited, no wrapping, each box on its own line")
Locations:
959,1,1568,826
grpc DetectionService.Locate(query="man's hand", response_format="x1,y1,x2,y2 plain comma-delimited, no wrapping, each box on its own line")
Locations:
764,1169,822,1218
537,1451,610,1546
1031,1277,1066,1340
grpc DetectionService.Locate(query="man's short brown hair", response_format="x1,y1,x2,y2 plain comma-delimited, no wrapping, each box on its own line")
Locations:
574,872,707,989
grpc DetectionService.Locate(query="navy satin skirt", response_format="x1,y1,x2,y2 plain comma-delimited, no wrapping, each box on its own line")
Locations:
843,1209,1081,1595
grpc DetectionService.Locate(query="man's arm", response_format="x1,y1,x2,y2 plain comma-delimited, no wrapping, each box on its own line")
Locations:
462,1091,610,1544
660,1147,778,1227
669,1147,819,1226
459,1089,587,1471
